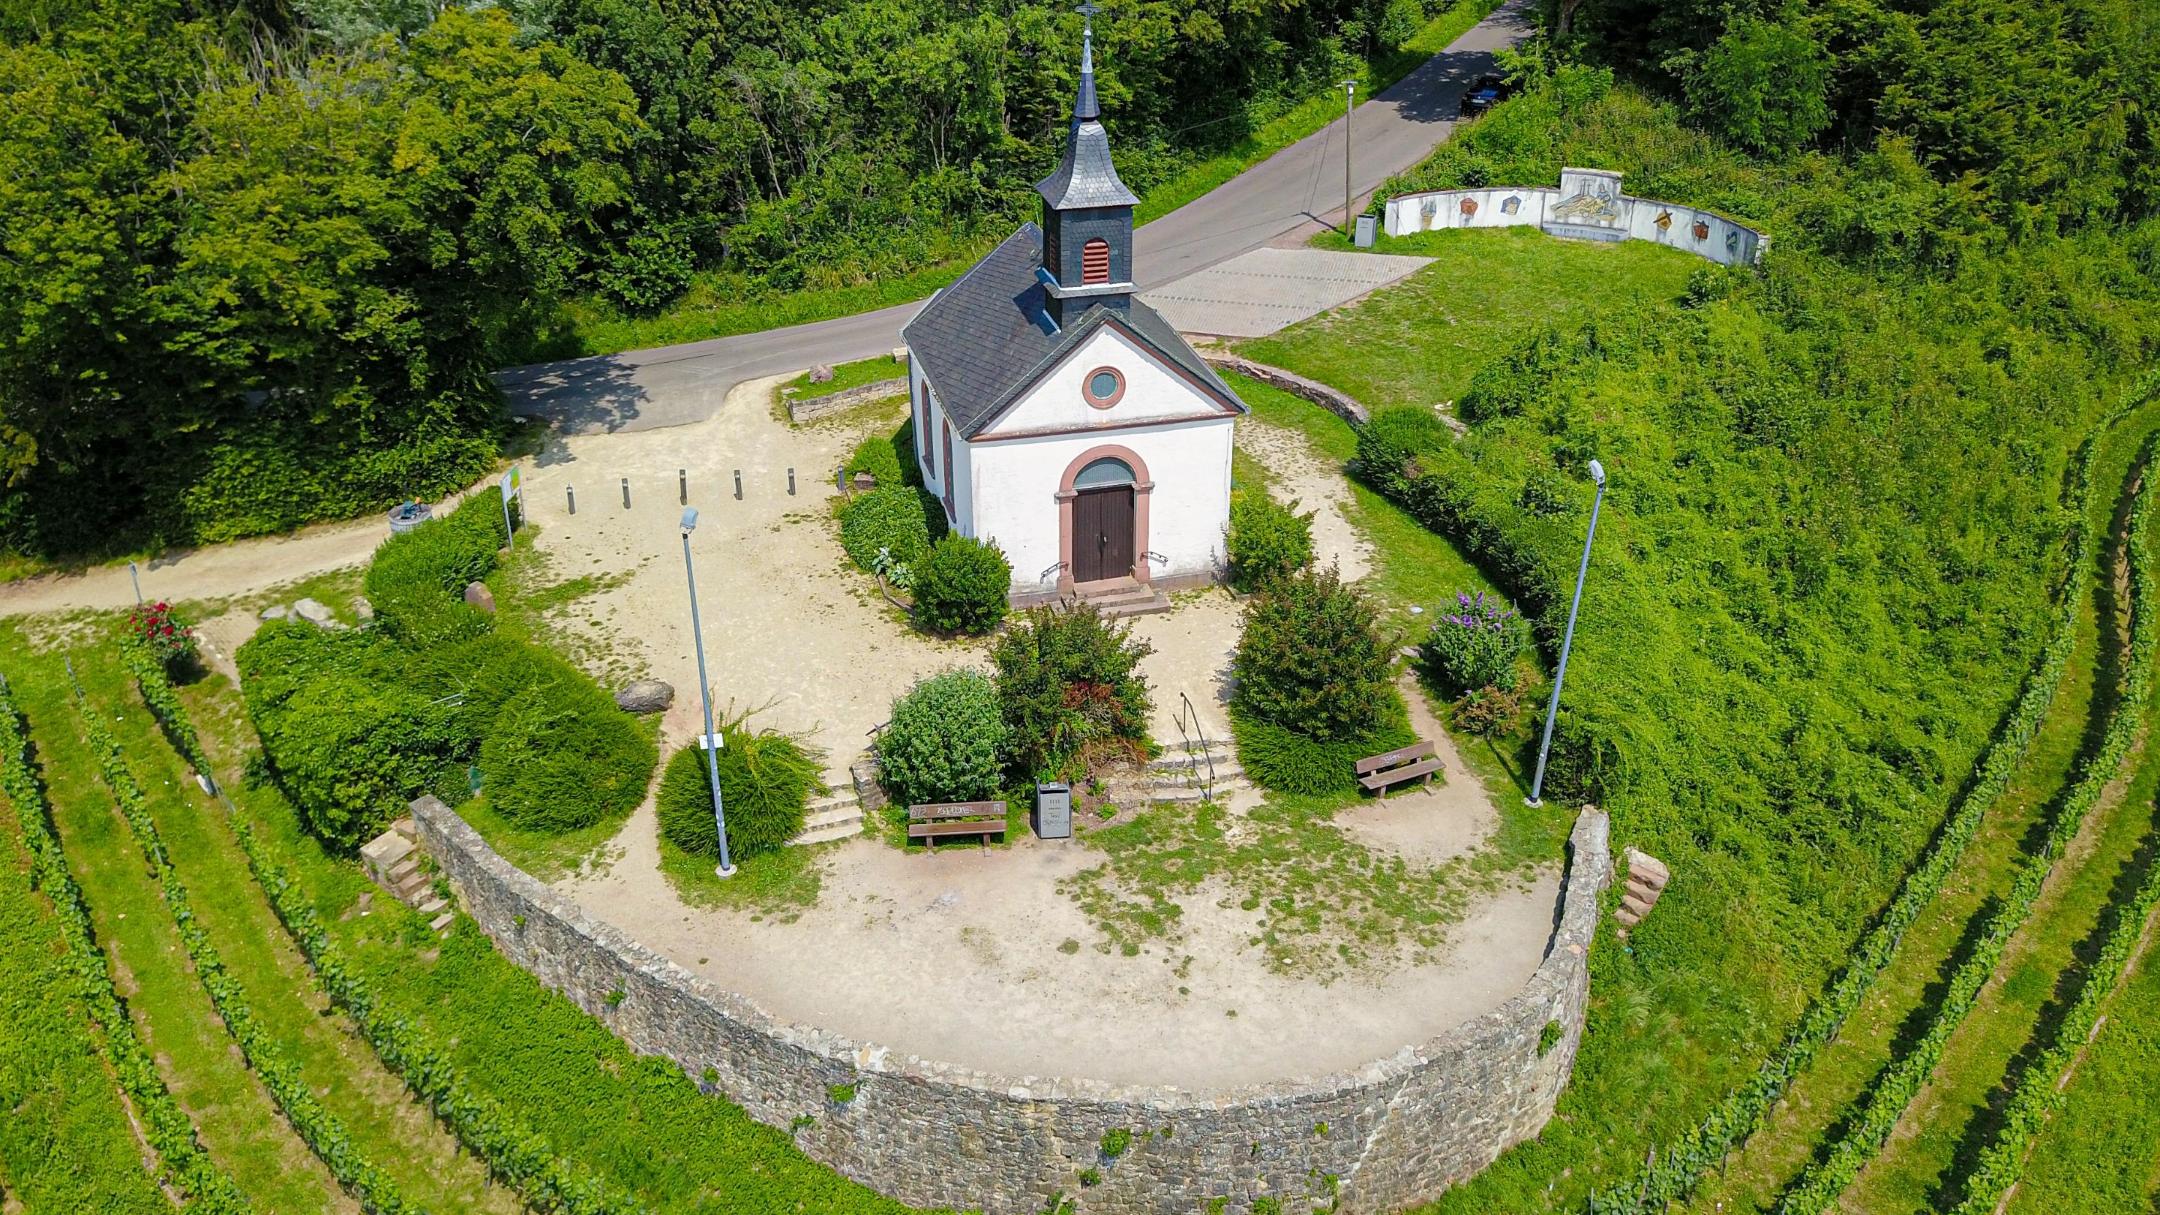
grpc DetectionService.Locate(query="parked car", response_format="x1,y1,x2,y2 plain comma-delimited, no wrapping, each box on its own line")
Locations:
1459,73,1511,117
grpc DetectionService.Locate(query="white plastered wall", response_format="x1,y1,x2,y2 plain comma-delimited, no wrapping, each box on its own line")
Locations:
972,415,1234,594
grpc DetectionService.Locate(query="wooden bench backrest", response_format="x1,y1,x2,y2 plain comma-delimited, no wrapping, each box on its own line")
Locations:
1355,740,1436,775
909,801,1006,822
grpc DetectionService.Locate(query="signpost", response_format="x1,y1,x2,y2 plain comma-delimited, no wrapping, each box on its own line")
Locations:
499,465,522,548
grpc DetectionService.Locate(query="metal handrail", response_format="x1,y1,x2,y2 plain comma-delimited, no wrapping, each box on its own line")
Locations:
1176,691,1218,802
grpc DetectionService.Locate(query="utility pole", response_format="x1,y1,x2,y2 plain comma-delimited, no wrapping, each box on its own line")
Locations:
1342,79,1358,233
679,508,736,878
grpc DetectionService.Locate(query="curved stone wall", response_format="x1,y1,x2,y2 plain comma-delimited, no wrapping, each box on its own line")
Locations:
412,797,1611,1214
1384,167,1769,267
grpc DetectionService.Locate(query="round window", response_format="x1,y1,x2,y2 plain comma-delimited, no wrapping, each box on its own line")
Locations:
1082,366,1125,409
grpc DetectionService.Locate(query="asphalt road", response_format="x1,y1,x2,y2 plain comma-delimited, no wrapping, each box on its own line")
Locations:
495,0,1534,435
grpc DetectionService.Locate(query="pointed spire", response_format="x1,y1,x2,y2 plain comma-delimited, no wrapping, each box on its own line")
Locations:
1073,2,1100,121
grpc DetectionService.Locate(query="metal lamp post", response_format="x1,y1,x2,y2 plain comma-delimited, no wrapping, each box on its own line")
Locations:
1527,459,1606,808
679,508,736,878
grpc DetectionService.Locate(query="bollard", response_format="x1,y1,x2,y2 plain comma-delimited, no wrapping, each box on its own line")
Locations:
678,468,687,505
567,485,576,515
621,477,631,509
734,469,743,501
788,467,796,496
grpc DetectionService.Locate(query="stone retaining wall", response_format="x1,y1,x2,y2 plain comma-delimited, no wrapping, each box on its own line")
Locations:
412,797,1610,1214
785,378,909,424
1202,353,1370,426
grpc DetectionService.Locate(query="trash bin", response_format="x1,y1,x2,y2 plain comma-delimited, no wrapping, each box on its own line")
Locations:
1354,214,1378,248
1034,782,1072,840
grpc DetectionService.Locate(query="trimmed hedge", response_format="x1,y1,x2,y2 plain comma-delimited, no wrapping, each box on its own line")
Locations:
837,485,945,587
0,677,250,1214
75,675,417,1215
1771,425,2160,1214
656,720,821,860
1230,698,1416,798
1588,374,2159,1214
364,493,505,649
125,651,636,1215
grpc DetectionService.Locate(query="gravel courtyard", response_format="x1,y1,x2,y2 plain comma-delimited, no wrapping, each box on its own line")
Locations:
501,372,1562,1092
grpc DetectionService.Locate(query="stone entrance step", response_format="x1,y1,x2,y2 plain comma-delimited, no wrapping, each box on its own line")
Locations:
1079,578,1173,619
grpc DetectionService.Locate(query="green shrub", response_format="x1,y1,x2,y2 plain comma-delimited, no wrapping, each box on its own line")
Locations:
1230,698,1414,797
1225,490,1315,592
365,493,506,647
1232,567,1393,743
656,717,821,860
841,428,909,489
911,535,1011,634
1422,589,1528,694
837,486,944,586
240,623,475,849
480,679,657,833
1377,0,1423,46
878,670,1007,807
991,603,1154,780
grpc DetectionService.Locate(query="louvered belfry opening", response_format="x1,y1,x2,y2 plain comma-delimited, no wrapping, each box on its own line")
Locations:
1082,239,1111,285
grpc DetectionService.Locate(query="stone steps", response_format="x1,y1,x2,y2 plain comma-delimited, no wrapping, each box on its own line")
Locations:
1079,579,1173,619
360,816,453,934
789,783,867,847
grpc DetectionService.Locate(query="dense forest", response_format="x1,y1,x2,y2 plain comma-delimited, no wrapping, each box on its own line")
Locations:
0,0,1411,558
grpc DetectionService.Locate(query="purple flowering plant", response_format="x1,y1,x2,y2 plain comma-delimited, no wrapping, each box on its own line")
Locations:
1423,589,1527,695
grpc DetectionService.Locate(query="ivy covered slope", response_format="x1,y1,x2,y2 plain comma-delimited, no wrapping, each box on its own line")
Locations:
1233,4,2160,1208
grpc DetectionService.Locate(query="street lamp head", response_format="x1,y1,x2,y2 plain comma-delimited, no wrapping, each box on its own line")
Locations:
680,507,699,536
1587,459,1606,488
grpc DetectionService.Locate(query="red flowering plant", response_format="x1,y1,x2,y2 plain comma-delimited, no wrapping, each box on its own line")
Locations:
128,601,198,673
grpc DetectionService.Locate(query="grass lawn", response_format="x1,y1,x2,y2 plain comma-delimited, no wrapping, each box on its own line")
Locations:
0,815,172,1214
506,0,1500,365
1241,226,1700,412
5,634,348,1214
781,354,909,399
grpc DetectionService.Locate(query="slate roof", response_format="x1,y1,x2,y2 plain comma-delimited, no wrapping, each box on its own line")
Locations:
1035,33,1137,210
902,222,1243,439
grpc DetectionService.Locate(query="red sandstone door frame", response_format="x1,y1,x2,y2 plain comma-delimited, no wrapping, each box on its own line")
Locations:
1057,444,1152,595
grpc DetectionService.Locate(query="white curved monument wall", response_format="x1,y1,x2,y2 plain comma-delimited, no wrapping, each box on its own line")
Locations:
1384,167,1769,267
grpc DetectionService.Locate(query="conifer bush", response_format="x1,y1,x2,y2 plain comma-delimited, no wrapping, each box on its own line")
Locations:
656,718,821,859
837,486,945,587
479,678,656,833
877,670,1008,807
1232,567,1393,742
1225,490,1315,592
911,534,1011,634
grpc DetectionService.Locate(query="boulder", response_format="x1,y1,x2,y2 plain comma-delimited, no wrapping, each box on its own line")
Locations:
292,598,335,626
615,679,675,714
809,364,836,384
260,604,290,621
463,582,496,613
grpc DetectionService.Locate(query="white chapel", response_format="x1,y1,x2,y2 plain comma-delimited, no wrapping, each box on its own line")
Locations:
900,19,1245,604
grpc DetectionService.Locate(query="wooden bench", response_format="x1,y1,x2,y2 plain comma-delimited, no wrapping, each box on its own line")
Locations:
1356,741,1442,796
907,801,1007,848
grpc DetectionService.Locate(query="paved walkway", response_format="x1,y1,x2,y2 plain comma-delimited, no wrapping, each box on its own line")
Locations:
496,0,1534,435
1142,248,1432,337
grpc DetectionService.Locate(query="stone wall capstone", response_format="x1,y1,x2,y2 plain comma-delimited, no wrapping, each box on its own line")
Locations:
412,797,1611,1214
1201,353,1370,426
